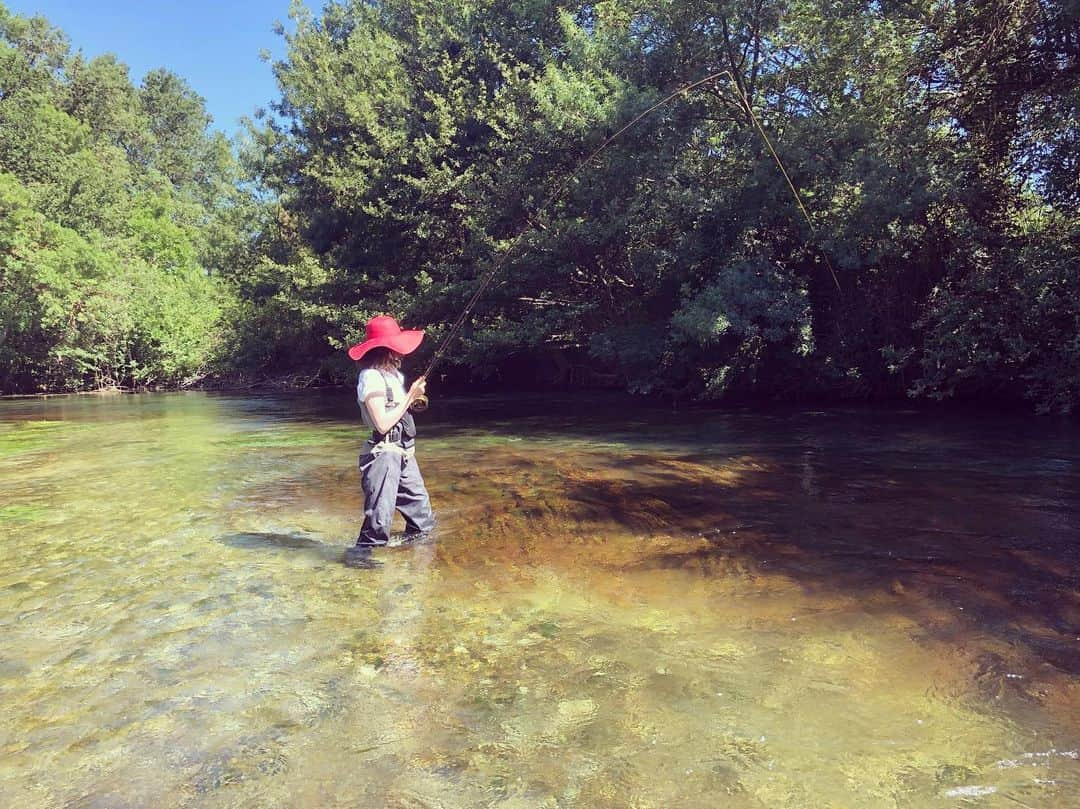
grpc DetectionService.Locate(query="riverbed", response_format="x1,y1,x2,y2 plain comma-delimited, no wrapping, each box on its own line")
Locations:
1,392,1077,807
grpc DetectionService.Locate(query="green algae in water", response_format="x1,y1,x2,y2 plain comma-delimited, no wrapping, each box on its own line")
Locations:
532,621,560,638
216,429,346,449
0,504,47,523
0,420,67,457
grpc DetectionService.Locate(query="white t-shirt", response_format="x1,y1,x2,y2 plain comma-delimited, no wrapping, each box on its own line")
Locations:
356,368,407,430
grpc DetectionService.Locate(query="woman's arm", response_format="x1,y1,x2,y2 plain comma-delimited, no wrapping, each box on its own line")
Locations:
364,377,426,435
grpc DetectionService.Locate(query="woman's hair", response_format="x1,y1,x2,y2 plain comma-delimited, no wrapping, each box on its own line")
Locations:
361,347,401,371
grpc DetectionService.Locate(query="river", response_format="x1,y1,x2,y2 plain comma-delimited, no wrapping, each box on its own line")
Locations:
1,392,1077,807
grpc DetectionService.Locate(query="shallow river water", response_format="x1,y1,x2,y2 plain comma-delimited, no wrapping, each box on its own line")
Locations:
0,392,1077,808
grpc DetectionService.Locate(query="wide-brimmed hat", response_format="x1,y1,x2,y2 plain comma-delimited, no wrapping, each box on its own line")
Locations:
347,315,424,361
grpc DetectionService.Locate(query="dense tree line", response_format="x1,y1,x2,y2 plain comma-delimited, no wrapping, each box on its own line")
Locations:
0,3,251,391
2,1,1078,412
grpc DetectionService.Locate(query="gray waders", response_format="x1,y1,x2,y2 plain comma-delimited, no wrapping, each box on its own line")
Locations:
355,372,435,547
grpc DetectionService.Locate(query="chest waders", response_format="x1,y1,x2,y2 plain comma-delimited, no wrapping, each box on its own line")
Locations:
354,371,436,547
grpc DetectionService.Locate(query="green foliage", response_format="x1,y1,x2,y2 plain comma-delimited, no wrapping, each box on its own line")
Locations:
671,259,814,397
2,0,1077,412
231,0,1077,411
911,208,1080,413
0,3,235,392
0,171,222,390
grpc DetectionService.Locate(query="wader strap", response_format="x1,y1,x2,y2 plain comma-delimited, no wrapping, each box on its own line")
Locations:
367,377,413,454
369,370,412,445
369,372,394,444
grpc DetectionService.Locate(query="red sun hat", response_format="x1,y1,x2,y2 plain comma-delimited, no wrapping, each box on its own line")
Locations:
347,315,425,361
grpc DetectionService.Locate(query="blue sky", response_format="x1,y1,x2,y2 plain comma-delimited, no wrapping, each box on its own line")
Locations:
6,0,298,135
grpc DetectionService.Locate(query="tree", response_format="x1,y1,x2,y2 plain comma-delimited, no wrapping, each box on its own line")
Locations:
0,3,233,393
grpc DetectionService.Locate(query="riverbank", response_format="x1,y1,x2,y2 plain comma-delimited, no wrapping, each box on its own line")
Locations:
0,372,333,399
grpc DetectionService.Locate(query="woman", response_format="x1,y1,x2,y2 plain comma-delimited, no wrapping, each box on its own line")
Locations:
344,315,435,568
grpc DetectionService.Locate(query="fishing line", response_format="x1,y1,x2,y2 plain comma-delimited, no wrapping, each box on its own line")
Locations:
418,69,839,389
727,77,843,292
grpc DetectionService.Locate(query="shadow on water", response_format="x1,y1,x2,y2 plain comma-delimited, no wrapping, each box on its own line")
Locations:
223,395,1080,690
550,447,1080,684
216,532,345,563
215,531,431,566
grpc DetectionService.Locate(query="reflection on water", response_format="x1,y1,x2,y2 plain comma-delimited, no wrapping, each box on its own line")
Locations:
1,392,1078,807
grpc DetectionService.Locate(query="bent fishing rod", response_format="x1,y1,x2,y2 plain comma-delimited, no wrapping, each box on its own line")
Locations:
410,69,838,412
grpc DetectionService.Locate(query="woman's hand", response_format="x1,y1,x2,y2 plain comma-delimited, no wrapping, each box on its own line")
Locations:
408,376,427,402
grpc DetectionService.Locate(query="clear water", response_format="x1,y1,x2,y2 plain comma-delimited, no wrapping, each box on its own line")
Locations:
0,392,1077,807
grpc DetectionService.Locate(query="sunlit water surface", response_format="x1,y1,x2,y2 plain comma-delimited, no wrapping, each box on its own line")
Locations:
0,392,1077,808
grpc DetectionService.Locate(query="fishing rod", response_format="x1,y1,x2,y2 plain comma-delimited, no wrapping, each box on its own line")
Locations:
411,69,837,412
